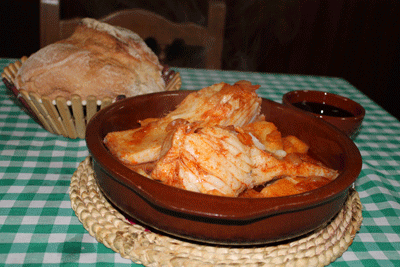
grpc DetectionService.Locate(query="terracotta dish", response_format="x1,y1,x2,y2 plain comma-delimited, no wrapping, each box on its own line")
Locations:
85,90,362,245
282,90,365,138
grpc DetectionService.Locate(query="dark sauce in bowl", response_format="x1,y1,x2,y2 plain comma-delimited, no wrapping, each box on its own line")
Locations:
293,101,354,117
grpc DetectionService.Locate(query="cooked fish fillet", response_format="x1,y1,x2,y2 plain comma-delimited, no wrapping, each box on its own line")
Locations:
250,147,338,186
151,124,254,197
240,175,332,198
104,81,261,165
243,121,284,155
259,175,333,197
151,123,338,197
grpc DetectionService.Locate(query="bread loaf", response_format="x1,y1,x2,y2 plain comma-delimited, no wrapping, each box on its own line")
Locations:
15,18,165,100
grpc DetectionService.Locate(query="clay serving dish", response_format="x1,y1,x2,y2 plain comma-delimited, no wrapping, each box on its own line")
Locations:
85,90,362,245
282,90,365,138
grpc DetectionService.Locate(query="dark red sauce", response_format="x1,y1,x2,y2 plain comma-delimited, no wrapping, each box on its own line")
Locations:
293,101,354,117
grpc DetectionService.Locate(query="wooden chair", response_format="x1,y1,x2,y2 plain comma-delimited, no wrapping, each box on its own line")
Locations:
39,0,226,69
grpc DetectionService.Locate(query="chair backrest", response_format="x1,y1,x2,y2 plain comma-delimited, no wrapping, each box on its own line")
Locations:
39,0,226,69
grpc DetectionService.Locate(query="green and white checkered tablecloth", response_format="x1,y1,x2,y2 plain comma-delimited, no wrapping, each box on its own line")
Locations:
1,58,399,266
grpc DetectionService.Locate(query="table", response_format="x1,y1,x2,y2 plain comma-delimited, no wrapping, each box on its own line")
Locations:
1,57,399,266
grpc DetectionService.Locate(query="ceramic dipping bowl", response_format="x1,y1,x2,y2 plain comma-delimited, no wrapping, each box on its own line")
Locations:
85,90,362,245
282,90,365,138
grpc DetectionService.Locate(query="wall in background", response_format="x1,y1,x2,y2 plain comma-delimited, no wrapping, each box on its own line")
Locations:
0,0,40,58
222,0,400,120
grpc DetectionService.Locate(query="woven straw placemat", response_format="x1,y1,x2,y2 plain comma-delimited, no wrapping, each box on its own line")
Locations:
69,157,363,267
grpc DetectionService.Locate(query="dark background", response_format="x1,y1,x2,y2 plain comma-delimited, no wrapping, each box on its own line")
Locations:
1,0,399,120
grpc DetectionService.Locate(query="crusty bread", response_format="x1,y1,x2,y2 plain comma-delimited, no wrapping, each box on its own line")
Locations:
15,18,165,100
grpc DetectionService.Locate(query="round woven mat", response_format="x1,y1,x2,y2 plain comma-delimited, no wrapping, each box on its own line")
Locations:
69,157,363,267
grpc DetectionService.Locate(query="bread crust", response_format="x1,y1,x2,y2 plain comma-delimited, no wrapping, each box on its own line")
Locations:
15,18,165,100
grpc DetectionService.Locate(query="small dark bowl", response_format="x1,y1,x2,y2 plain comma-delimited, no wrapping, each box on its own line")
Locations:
282,90,365,138
85,90,362,245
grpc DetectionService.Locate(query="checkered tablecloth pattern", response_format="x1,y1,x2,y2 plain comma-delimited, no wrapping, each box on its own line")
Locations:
1,58,399,266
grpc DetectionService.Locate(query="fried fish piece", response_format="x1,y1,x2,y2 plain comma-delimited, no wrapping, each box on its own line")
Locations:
250,146,338,186
104,81,261,165
151,124,254,197
283,135,309,154
243,121,285,156
240,175,332,198
150,123,338,197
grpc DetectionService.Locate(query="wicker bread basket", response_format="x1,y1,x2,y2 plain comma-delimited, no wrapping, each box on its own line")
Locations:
1,57,181,139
